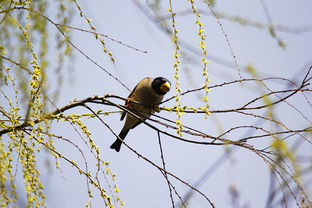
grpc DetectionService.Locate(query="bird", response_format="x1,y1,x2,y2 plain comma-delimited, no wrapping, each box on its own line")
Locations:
110,77,171,152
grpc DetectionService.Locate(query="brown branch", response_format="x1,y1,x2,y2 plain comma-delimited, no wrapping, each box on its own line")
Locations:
157,131,176,208
55,23,147,54
0,54,32,74
162,88,310,114
0,95,111,136
161,77,300,104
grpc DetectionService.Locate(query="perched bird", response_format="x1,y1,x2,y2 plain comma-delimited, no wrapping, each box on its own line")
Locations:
110,77,171,152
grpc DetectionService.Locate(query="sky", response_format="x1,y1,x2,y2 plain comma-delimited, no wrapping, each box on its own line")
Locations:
23,0,312,207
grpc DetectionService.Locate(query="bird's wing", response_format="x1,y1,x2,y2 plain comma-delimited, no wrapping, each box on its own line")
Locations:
120,78,150,121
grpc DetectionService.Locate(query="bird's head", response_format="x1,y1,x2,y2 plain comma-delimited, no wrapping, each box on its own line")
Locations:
151,77,171,95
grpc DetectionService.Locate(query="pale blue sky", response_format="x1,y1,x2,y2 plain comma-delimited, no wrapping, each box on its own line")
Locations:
36,0,312,207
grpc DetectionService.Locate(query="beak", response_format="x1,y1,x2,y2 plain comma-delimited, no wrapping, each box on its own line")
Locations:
160,82,171,93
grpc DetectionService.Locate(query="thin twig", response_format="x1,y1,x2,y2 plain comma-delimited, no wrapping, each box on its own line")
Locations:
157,131,175,208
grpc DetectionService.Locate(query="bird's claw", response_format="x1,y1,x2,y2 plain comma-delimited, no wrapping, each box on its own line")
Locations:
126,97,135,107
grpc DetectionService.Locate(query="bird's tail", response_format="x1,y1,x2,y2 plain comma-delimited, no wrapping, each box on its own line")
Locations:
110,129,130,152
